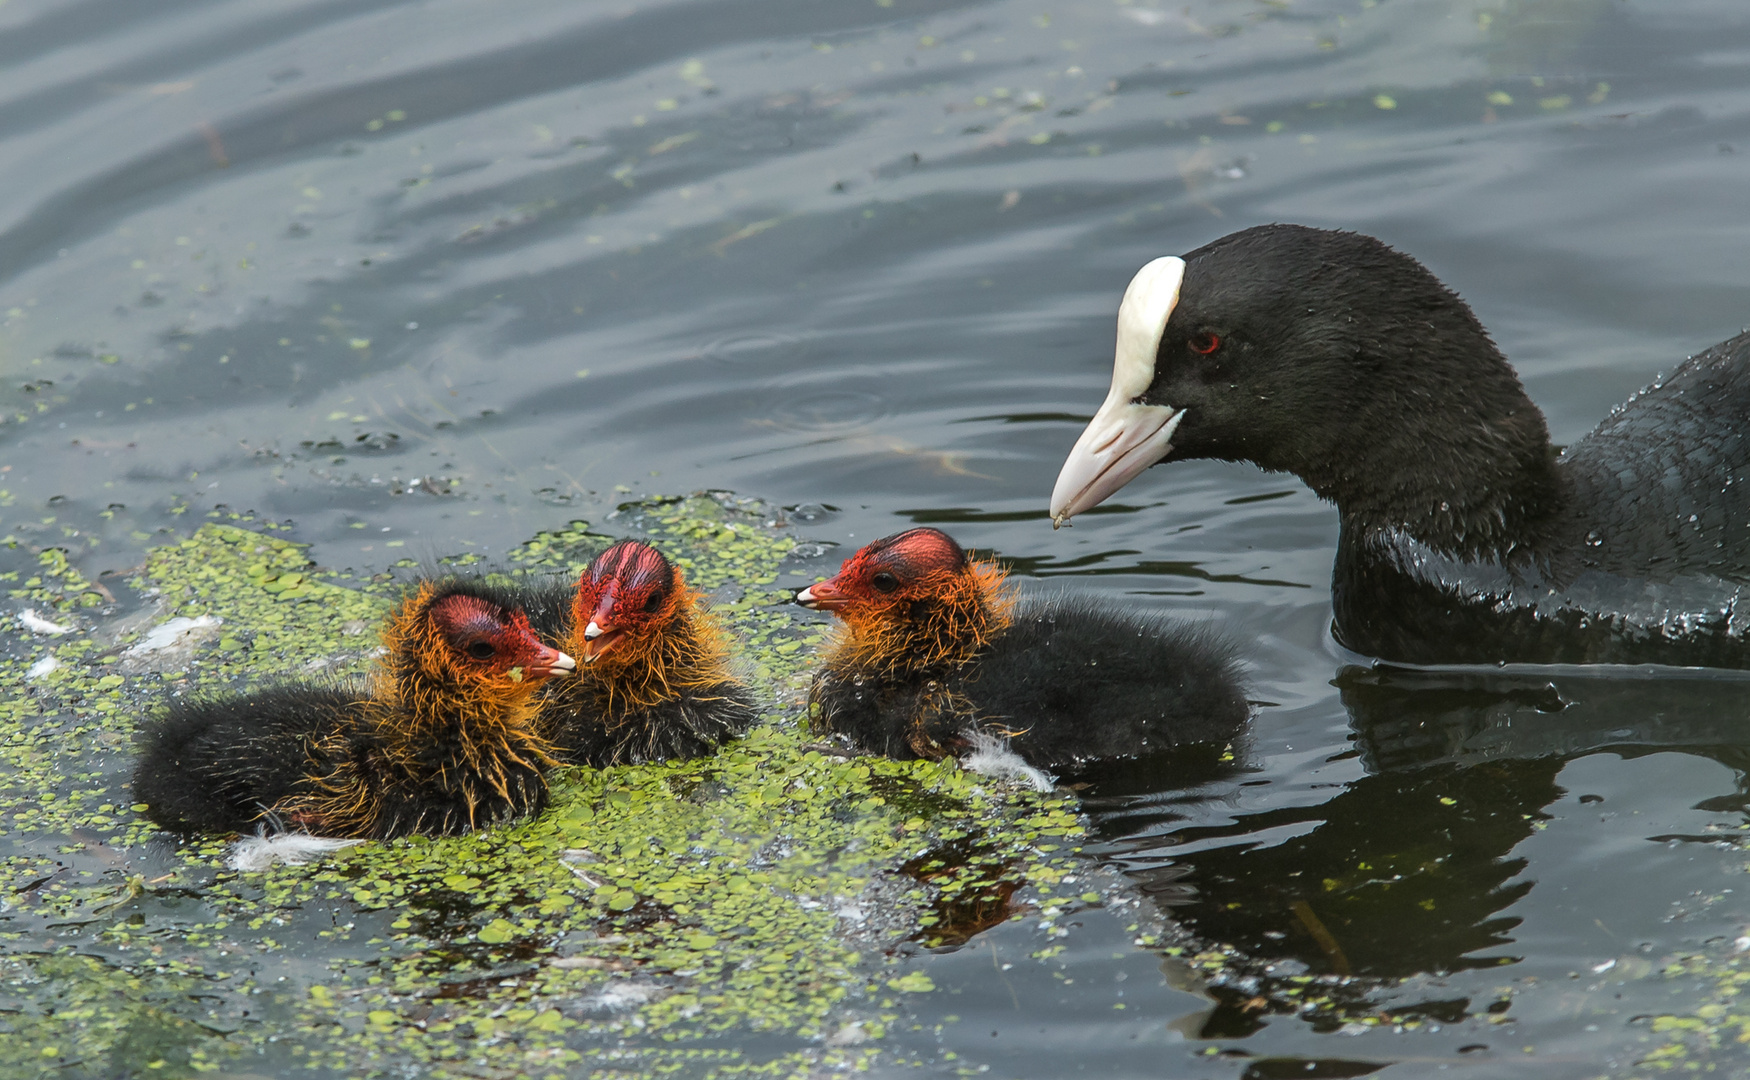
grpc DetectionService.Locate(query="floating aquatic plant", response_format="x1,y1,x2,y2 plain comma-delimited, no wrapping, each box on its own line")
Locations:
0,495,1088,1078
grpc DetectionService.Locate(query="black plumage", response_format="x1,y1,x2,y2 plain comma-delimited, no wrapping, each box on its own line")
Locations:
1051,224,1750,667
540,680,757,767
812,596,1249,767
133,682,554,839
133,683,356,836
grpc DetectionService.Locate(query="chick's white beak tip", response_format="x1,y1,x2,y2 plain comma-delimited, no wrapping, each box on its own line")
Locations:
583,620,603,640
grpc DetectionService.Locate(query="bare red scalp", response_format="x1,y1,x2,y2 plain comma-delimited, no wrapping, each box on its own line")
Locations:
425,590,569,680
429,593,508,640
852,528,967,576
810,528,969,608
800,527,1012,672
582,540,675,599
572,540,682,656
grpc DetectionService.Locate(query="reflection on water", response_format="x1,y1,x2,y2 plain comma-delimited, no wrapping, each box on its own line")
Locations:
1074,667,1750,1059
3,0,1750,1074
1344,665,1750,773
1113,757,1556,978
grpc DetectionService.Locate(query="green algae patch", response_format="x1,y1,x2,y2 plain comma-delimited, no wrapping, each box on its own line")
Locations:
1622,938,1750,1076
0,495,1088,1079
0,954,225,1077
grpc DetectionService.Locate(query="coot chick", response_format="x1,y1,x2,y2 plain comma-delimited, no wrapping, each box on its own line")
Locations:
796,528,1248,769
1050,224,1750,667
519,540,757,765
134,580,575,840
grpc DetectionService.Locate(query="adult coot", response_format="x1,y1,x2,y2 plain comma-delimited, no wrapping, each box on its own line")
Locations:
1049,224,1750,667
796,527,1248,770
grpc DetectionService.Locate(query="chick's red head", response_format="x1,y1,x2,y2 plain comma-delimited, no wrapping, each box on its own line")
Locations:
796,528,970,616
571,540,681,663
427,590,577,684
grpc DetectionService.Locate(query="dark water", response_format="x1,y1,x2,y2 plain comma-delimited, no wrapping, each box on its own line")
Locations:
4,0,1750,1074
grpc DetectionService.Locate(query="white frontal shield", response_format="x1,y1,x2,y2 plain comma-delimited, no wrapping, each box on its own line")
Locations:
1048,256,1187,526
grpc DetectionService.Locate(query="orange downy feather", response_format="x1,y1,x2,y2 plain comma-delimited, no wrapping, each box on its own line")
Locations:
550,568,739,725
280,581,556,836
821,556,1016,680
813,556,1017,759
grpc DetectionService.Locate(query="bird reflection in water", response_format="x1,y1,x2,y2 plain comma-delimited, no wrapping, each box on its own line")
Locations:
1074,667,1750,1037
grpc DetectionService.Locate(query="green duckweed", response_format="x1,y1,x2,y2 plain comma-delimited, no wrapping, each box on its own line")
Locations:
0,494,1089,1078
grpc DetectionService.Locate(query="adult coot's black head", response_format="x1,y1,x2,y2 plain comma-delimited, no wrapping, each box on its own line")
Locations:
1052,224,1557,552
1050,224,1750,667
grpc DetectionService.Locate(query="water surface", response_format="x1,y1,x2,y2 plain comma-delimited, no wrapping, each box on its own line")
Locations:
4,0,1750,1075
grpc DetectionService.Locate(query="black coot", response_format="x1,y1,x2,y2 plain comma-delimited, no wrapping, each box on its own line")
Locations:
1050,224,1750,667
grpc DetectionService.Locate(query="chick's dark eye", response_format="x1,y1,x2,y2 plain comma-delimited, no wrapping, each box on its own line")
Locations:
465,640,496,661
870,571,900,594
1189,332,1222,356
643,590,664,613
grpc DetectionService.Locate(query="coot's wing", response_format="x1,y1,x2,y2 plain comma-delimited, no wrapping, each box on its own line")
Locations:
1559,331,1750,581
133,684,360,834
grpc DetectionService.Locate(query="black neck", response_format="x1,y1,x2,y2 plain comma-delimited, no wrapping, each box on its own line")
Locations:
1261,300,1565,557
1297,404,1564,559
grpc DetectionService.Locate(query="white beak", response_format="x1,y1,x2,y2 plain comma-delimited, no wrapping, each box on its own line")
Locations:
1049,256,1186,527
795,586,815,604
584,620,604,639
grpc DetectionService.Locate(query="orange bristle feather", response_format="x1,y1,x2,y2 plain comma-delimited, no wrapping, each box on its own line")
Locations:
802,529,1018,758
530,539,757,766
280,581,558,837
555,547,738,720
815,530,1017,681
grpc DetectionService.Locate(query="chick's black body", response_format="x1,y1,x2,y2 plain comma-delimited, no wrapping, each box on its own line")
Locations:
812,596,1248,768
512,578,577,650
133,684,353,835
132,578,558,839
132,683,550,838
541,685,757,767
1133,225,1750,667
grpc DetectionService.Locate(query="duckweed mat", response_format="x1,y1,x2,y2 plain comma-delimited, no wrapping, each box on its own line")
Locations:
0,493,1091,1079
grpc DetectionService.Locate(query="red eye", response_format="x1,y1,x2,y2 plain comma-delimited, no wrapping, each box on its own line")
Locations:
1190,332,1222,355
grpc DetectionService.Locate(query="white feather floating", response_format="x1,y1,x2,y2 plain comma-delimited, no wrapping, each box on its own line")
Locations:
19,609,73,636
25,654,60,680
125,615,222,656
226,832,365,872
959,729,1056,793
584,980,663,1011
